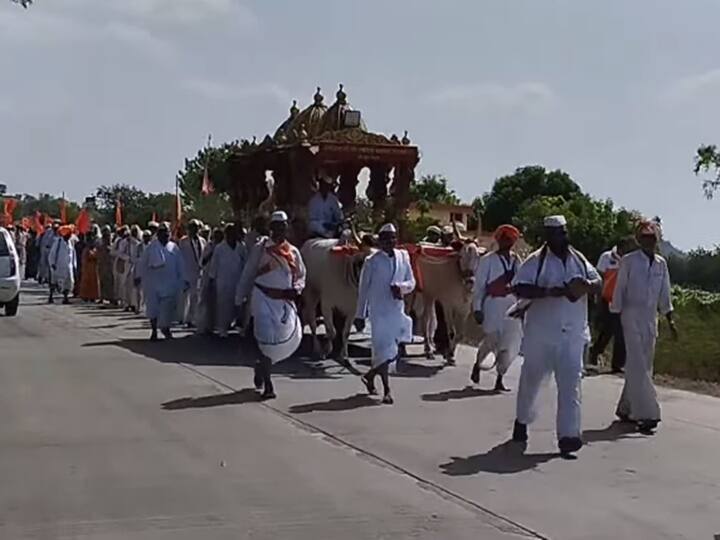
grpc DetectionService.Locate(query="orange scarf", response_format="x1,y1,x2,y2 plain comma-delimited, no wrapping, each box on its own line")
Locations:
258,240,298,280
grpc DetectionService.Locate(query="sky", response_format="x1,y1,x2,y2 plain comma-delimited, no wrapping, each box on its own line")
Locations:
1,0,719,250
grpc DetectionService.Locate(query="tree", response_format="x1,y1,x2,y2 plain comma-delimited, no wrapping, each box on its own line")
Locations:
94,184,175,227
176,143,237,225
516,194,637,264
694,144,720,199
410,174,460,205
482,166,582,231
10,0,32,7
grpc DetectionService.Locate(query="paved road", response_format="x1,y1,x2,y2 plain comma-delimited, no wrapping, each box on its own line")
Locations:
1,284,719,539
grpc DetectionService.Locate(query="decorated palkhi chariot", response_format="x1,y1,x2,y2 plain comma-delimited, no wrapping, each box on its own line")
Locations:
227,85,482,366
226,84,419,241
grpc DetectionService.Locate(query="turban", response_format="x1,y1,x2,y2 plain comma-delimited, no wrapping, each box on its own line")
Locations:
544,215,567,228
636,220,659,238
58,225,74,236
494,224,521,243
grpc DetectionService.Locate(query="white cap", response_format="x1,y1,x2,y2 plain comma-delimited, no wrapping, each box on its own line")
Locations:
426,225,442,235
148,220,159,228
379,223,396,234
442,225,453,234
454,221,466,233
270,210,288,223
544,215,567,228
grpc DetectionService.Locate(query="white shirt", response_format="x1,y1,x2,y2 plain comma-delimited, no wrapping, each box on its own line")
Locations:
597,248,621,275
513,246,599,344
355,249,415,320
308,192,343,237
472,251,522,334
610,250,672,319
179,235,207,281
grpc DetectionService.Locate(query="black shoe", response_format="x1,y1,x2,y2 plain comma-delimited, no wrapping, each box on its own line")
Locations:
161,328,173,339
253,366,264,391
512,420,528,443
637,419,659,434
446,357,456,367
615,411,633,423
361,374,378,396
261,389,277,400
470,363,480,384
382,394,394,405
494,375,510,392
150,331,158,342
559,437,583,456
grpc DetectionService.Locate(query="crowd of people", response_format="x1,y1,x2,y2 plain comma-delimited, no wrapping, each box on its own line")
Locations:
4,200,675,458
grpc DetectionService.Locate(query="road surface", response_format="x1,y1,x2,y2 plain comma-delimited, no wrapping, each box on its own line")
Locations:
1,284,718,539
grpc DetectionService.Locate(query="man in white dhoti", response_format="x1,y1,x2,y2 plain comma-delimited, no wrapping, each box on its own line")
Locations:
208,223,246,338
131,229,151,313
178,219,207,328
470,224,524,392
112,226,129,308
48,225,78,304
610,220,676,434
196,228,224,335
236,211,306,400
354,223,415,404
511,215,601,457
137,223,189,341
38,222,59,286
308,175,344,239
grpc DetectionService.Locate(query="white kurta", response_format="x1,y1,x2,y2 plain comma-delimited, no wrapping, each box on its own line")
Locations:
49,237,77,292
308,192,344,238
513,246,599,439
355,249,416,368
178,235,207,325
38,230,56,282
472,251,523,375
138,239,187,328
237,238,306,363
208,240,246,336
610,250,672,422
111,236,129,304
196,241,217,333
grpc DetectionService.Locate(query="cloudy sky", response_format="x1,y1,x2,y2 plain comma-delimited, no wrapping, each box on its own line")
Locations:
1,0,719,249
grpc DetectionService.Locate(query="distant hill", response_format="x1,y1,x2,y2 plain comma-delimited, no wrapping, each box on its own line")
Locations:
659,240,686,260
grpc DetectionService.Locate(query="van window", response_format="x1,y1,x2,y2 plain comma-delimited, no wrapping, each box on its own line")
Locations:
0,233,9,256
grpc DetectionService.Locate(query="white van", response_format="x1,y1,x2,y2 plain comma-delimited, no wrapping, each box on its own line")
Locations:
0,227,21,316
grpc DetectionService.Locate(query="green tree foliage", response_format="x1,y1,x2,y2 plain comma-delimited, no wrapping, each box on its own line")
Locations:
176,143,236,225
410,174,460,206
482,166,582,231
694,144,720,199
95,184,175,227
667,249,720,292
515,194,637,264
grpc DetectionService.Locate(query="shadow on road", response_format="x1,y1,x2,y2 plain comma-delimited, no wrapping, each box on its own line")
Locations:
162,388,260,410
583,421,639,443
440,440,558,476
421,386,500,402
289,393,380,414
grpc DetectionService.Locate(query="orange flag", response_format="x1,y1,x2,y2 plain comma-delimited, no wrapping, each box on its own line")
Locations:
33,211,44,235
115,199,123,228
59,199,67,224
201,163,214,196
174,190,182,225
75,208,91,235
152,211,158,223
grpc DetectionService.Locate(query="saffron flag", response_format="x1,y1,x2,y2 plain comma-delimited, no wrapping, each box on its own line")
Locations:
115,199,123,228
174,191,182,225
33,211,44,235
152,211,158,223
59,199,67,224
75,208,92,235
201,163,214,196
